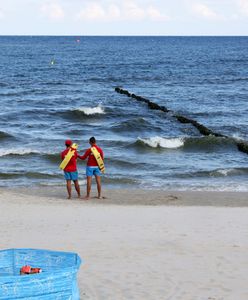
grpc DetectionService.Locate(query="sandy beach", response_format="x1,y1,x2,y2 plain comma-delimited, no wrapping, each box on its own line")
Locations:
0,187,248,299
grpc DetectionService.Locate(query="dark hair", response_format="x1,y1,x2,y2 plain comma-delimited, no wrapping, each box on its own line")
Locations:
89,137,96,144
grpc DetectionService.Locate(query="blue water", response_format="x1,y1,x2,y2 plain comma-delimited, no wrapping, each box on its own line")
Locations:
0,36,248,191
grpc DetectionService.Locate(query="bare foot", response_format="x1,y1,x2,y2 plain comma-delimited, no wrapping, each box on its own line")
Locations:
94,196,106,199
67,196,72,199
82,196,90,200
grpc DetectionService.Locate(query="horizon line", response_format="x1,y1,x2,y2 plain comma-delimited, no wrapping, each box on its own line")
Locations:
0,34,248,37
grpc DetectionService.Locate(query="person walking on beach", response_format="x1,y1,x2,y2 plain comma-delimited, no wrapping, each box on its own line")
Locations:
80,137,104,199
61,140,81,199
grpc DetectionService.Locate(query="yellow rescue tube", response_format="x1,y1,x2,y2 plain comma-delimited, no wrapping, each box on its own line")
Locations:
91,146,105,173
59,143,78,170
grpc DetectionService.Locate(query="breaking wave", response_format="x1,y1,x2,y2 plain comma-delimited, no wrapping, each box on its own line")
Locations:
132,135,237,151
214,168,248,177
76,105,105,115
0,148,41,157
55,105,106,121
137,137,184,149
0,148,57,158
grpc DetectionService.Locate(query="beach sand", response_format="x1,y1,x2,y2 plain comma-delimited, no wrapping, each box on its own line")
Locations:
0,187,248,299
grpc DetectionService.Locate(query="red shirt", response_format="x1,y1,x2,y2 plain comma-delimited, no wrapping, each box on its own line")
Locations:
61,147,80,172
80,145,104,167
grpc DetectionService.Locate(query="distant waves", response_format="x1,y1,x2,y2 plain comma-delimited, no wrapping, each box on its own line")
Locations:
0,135,239,157
1,36,248,190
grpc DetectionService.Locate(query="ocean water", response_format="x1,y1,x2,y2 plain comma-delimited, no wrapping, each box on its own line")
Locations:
0,36,248,191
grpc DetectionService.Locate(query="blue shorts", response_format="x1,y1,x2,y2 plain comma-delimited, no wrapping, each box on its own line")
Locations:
64,171,78,181
86,166,101,177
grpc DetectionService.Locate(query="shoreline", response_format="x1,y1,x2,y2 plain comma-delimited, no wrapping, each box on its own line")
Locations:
0,186,248,206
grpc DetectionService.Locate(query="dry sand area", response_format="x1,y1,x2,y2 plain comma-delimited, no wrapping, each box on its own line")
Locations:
0,187,248,300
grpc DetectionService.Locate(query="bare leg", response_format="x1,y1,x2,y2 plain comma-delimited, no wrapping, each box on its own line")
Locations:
66,180,72,199
95,175,101,198
73,180,81,198
83,176,92,200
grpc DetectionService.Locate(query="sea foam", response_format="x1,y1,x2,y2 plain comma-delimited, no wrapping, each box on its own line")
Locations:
0,148,42,157
77,105,105,115
138,136,184,149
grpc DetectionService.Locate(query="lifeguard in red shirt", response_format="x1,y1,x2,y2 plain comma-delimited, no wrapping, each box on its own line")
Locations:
80,137,104,199
61,140,81,199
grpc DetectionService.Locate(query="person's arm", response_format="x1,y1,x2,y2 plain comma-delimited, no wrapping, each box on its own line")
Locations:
78,148,90,160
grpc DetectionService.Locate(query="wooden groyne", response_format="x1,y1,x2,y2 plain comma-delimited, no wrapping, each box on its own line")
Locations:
115,87,248,155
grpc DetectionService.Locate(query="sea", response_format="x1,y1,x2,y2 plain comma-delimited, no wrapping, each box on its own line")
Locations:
0,36,248,191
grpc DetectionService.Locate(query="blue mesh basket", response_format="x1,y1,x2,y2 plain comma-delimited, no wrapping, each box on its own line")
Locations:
0,248,82,299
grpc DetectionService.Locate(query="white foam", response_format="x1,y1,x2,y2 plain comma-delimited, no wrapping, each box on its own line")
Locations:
231,133,244,140
39,179,87,186
138,136,184,149
216,168,245,177
216,169,232,176
0,148,41,157
77,104,105,115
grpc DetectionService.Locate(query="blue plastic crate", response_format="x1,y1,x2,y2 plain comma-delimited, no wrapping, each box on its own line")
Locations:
0,249,82,299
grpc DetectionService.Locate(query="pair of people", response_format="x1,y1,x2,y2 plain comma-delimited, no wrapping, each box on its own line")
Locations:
61,137,104,200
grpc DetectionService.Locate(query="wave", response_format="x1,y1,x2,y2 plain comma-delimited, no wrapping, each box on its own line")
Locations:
42,153,60,163
76,105,105,115
174,167,248,179
111,118,153,132
0,149,85,164
130,135,237,151
0,148,58,158
0,148,41,157
44,81,64,86
136,137,184,149
226,77,248,83
56,105,105,121
0,171,59,180
102,176,139,185
0,131,13,140
184,136,236,151
0,89,37,97
199,77,248,85
105,157,146,169
230,133,246,141
214,168,248,177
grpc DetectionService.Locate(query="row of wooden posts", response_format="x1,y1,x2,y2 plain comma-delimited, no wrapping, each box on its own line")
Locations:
115,87,248,155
